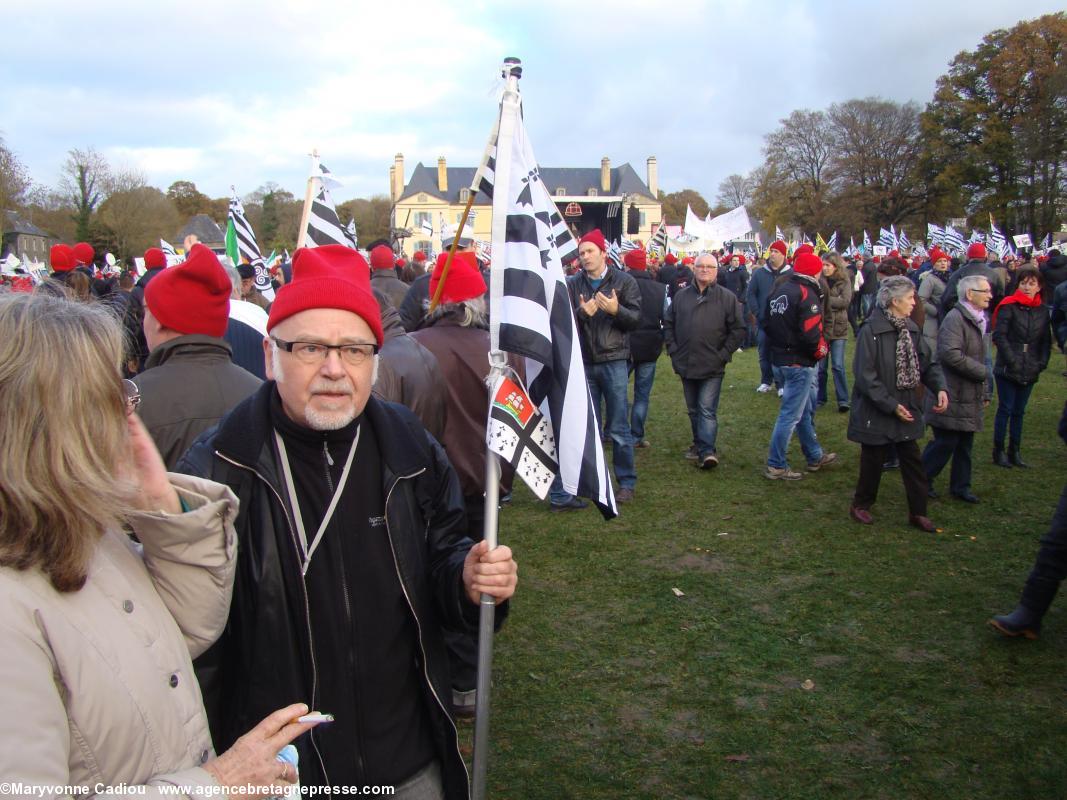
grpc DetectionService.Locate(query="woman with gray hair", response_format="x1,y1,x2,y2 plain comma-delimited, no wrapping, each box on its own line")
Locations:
847,276,949,531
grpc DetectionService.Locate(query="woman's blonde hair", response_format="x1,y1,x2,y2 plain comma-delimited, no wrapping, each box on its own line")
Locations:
0,293,133,592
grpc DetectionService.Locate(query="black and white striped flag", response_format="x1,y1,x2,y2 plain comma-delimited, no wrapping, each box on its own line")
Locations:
648,221,667,254
897,228,910,250
159,238,183,266
927,223,944,247
476,76,615,518
826,231,838,252
303,160,355,250
228,193,273,300
344,219,358,248
942,225,965,255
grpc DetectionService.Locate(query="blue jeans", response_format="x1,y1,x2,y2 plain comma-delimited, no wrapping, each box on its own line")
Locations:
993,376,1034,448
629,360,657,442
817,339,849,407
681,376,724,457
767,366,823,469
587,360,636,489
757,327,785,388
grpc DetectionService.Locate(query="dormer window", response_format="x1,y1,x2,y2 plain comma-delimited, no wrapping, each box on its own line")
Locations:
587,188,598,197
459,188,470,203
556,188,566,197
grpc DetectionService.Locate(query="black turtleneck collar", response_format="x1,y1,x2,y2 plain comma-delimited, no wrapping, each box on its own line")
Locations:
269,384,362,446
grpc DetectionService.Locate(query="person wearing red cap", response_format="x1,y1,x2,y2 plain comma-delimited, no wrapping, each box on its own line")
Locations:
763,251,837,480
49,243,75,275
368,244,408,310
176,244,516,797
747,241,791,393
657,251,693,299
664,254,747,468
623,248,667,449
720,253,749,303
410,251,518,716
72,242,95,273
567,229,642,503
918,247,952,355
399,238,478,332
133,244,261,468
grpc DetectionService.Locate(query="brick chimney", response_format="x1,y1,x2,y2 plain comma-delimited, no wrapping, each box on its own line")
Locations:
437,157,448,193
393,153,405,202
646,156,658,197
600,157,611,193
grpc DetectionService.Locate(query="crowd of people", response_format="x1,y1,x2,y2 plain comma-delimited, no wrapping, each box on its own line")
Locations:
0,220,1064,797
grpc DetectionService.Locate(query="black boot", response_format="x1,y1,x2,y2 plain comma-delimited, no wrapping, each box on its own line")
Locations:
1008,442,1030,468
988,605,1042,639
992,445,1012,468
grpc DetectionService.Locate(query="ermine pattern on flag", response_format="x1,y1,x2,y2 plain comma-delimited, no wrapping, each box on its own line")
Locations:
486,374,556,500
228,195,273,298
344,219,358,248
478,98,615,517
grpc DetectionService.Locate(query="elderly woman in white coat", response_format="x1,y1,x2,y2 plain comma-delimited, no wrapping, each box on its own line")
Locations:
0,293,321,798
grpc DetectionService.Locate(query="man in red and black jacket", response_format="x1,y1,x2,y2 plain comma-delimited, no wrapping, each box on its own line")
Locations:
763,251,837,480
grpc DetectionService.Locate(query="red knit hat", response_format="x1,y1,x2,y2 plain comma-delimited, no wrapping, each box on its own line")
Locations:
579,229,606,252
623,249,647,271
267,245,383,345
144,244,231,338
737,254,747,266
888,249,900,259
143,247,167,270
929,247,949,264
72,242,94,267
682,256,694,266
769,240,787,256
795,243,814,256
396,258,407,268
413,251,427,263
50,244,74,272
793,252,823,277
369,245,394,270
966,242,987,260
430,252,486,304
665,253,678,265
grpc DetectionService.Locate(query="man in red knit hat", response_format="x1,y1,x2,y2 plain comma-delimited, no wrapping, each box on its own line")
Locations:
368,244,408,310
134,244,261,467
177,244,516,798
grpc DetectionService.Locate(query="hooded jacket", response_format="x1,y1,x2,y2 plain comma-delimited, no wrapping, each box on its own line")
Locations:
764,272,827,367
177,384,496,798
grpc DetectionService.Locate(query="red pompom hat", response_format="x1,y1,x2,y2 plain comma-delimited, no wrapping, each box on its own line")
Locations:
267,245,383,345
623,249,647,271
72,242,94,267
430,252,486,304
143,247,167,270
144,244,231,338
369,245,394,270
928,247,949,264
578,229,607,252
792,252,824,277
794,243,815,256
967,242,987,260
50,244,75,272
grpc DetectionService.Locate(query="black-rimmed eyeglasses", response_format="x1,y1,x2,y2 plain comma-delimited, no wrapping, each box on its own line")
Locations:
271,337,379,366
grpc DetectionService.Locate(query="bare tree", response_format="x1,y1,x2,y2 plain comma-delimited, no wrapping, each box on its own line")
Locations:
716,174,753,208
763,110,835,230
61,147,112,241
0,135,31,221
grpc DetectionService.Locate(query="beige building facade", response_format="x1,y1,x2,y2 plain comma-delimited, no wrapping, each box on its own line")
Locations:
390,153,663,258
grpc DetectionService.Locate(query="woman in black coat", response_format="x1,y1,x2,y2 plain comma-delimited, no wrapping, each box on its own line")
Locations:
847,276,948,531
991,266,1051,468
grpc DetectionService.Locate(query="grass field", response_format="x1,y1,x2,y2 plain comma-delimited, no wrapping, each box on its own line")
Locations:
468,342,1067,800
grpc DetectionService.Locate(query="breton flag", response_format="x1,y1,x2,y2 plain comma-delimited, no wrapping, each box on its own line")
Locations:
620,238,640,253
648,221,668,254
420,216,434,237
877,227,896,249
775,225,785,243
862,230,872,253
987,214,1007,258
486,374,556,499
606,240,623,269
344,218,358,248
1039,233,1051,252
927,223,944,247
826,231,838,252
845,236,856,257
968,229,984,245
227,192,274,300
159,238,183,266
942,225,966,254
475,68,616,518
898,228,910,251
299,157,355,250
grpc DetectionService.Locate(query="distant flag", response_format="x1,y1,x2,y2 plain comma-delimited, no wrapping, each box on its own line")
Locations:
159,238,183,266
299,156,355,250
826,231,838,252
942,225,965,255
420,216,434,237
814,232,829,254
1039,233,1051,252
775,225,785,243
845,236,856,257
476,62,615,518
620,238,640,253
227,191,273,300
606,240,623,269
968,229,984,245
648,220,668,255
987,214,1007,259
927,223,944,248
912,242,928,259
862,230,872,253
898,228,910,251
344,218,358,248
877,227,896,249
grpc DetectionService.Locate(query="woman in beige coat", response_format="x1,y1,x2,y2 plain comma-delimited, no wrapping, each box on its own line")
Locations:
0,293,320,798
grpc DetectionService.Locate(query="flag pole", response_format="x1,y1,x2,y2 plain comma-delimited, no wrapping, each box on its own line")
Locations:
296,148,319,249
472,56,523,800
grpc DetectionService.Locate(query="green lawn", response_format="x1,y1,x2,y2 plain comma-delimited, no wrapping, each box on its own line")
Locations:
472,342,1067,800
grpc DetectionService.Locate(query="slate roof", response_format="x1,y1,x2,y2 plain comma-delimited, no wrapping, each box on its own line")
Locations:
399,162,657,205
176,214,225,244
2,210,53,237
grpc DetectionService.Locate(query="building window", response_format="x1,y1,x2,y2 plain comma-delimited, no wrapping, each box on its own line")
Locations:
556,188,565,197
640,212,647,227
418,193,427,202
459,188,470,203
416,240,433,256
414,211,432,231
587,188,598,197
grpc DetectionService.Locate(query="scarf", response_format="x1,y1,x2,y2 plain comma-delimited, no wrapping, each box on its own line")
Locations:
992,289,1042,328
887,312,920,390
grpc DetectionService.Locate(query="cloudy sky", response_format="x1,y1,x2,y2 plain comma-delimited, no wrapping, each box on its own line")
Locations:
2,0,1061,205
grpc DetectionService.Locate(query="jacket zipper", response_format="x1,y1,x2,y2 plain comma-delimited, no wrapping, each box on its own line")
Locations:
383,467,472,796
216,450,331,785
321,439,366,783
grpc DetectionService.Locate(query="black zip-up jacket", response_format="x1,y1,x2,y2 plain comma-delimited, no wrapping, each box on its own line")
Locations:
664,281,747,379
992,300,1051,385
177,384,501,798
627,269,667,363
567,266,641,363
764,273,827,367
